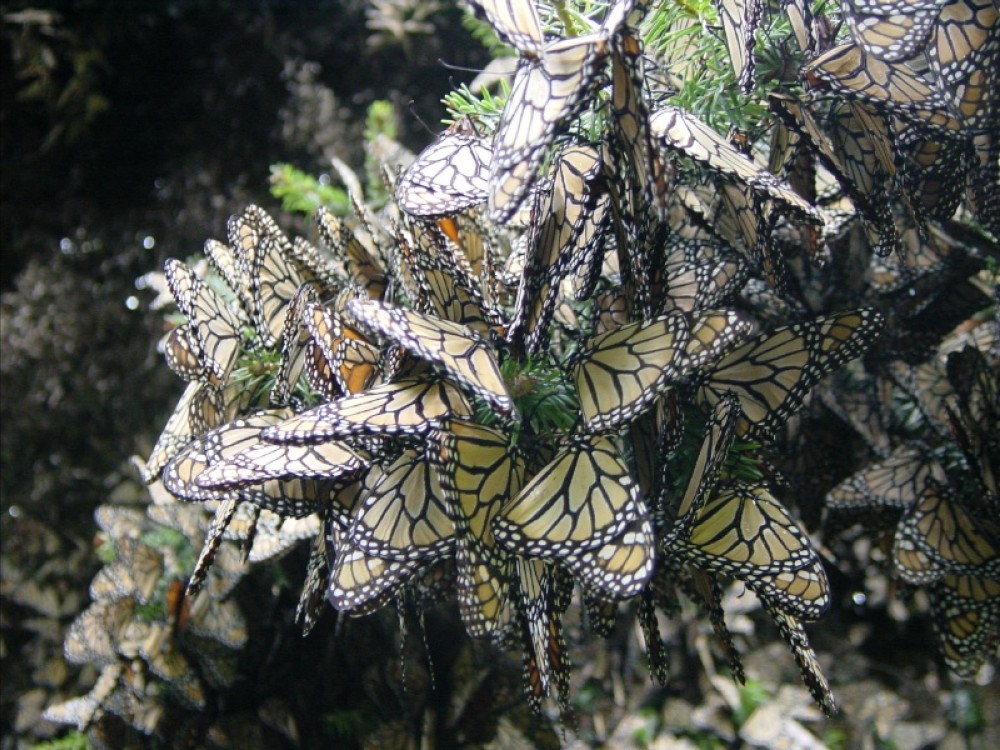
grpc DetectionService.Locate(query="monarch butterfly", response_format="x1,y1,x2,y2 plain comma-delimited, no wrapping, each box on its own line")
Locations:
656,242,748,315
64,598,134,665
432,419,523,639
248,232,309,348
326,520,426,614
186,594,247,654
305,297,381,398
608,30,667,228
164,413,325,519
43,664,122,730
764,603,837,716
144,381,225,483
164,258,245,385
242,509,321,564
692,309,885,440
346,299,516,417
889,358,958,438
515,558,571,714
844,0,939,63
163,411,289,502
464,0,545,54
397,118,492,218
493,434,647,556
270,283,321,406
295,536,329,635
662,393,741,544
946,344,999,495
636,591,670,683
574,312,688,432
90,538,164,605
160,324,205,383
674,483,831,619
195,439,365,489
714,0,763,93
825,443,947,514
563,514,655,600
783,0,816,56
892,480,1000,584
509,142,606,356
261,377,473,443
928,573,1000,678
676,483,821,578
348,447,456,561
803,42,961,134
94,505,147,540
187,496,241,597
488,33,611,224
649,105,823,224
768,93,897,258
896,130,970,223
289,235,342,295
403,220,499,340
930,0,999,130
680,567,747,683
574,310,753,433
315,205,387,299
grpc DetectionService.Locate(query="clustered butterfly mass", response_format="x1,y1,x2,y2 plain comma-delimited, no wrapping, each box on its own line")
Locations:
51,0,998,739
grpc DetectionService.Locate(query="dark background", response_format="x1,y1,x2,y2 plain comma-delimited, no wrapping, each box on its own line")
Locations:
0,2,488,742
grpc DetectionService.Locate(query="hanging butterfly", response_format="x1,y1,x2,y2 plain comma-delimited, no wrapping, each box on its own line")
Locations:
304,295,381,398
346,298,517,417
843,0,941,63
509,142,606,356
562,514,656,600
326,518,428,615
144,381,225,483
397,117,492,218
402,219,500,340
493,434,648,557
691,309,885,440
927,572,1000,678
260,377,473,443
661,392,742,544
574,310,754,433
348,446,456,562
713,0,764,93
194,439,366,489
163,412,326,519
802,42,961,135
825,442,946,523
432,419,523,640
164,258,246,385
487,1,634,224
315,205,388,299
763,603,837,716
892,479,1000,585
670,482,831,620
649,105,824,225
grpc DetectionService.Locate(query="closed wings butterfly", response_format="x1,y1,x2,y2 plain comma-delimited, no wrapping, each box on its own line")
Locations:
164,258,245,385
261,377,473,443
893,480,1000,584
649,105,823,223
397,118,492,218
346,298,516,416
433,419,524,639
692,309,885,440
348,447,456,562
493,434,647,556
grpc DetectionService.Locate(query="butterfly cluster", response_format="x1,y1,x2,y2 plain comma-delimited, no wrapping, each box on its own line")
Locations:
50,0,998,743
42,490,268,744
824,310,999,679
